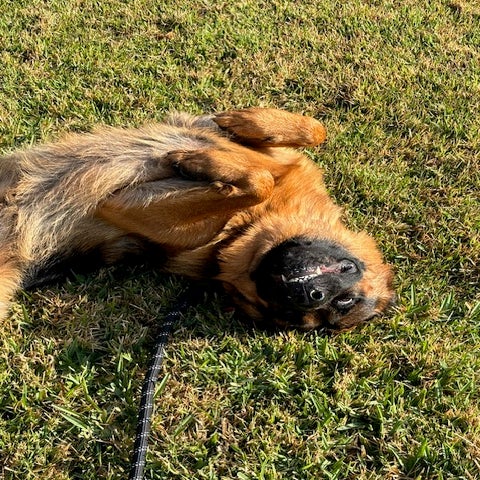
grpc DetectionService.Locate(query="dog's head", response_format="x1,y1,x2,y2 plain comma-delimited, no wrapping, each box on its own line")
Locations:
222,236,394,331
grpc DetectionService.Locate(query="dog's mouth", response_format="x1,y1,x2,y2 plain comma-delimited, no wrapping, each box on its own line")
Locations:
279,259,359,284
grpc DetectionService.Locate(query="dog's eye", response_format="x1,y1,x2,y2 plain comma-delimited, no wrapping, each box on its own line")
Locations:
333,296,358,311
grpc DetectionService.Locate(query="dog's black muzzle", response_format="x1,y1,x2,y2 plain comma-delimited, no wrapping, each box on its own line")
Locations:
253,237,364,312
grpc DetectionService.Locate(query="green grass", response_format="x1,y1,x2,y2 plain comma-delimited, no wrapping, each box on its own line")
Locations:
1,0,480,478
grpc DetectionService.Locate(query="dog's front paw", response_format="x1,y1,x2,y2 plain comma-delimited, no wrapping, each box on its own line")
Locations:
214,108,326,147
214,109,271,144
165,150,217,182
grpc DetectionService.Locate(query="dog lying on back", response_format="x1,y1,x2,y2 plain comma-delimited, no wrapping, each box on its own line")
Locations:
0,108,394,330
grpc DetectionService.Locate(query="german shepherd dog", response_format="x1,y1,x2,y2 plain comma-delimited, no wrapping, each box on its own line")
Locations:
0,108,394,330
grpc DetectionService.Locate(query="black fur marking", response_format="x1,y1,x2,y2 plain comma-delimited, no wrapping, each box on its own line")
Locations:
199,223,253,279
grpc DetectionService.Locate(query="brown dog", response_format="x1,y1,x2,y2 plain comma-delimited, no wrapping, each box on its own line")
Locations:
0,108,394,330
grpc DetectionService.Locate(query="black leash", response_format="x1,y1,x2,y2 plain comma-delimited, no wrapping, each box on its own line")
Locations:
128,288,201,480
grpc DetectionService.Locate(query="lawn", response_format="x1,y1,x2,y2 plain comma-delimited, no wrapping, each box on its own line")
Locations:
1,0,479,479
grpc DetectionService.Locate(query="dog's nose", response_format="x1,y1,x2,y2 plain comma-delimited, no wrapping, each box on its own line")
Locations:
287,282,327,310
309,288,325,302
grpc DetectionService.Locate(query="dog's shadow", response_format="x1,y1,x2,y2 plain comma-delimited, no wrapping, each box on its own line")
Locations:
19,262,253,352
9,266,256,469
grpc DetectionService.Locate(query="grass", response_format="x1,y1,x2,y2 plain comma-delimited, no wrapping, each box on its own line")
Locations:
1,0,480,478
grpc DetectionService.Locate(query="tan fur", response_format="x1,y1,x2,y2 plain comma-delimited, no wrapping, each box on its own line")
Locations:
0,108,394,330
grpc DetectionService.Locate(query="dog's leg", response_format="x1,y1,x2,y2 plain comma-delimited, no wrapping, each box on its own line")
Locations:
164,146,289,204
214,108,327,147
0,205,23,318
0,254,21,319
97,146,287,246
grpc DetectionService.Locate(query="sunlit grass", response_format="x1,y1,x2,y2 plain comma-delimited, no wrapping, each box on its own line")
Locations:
1,1,479,478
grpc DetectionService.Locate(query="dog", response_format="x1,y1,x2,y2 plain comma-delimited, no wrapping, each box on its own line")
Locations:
0,108,394,330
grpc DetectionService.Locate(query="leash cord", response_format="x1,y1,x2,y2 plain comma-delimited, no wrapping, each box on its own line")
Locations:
128,291,195,480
